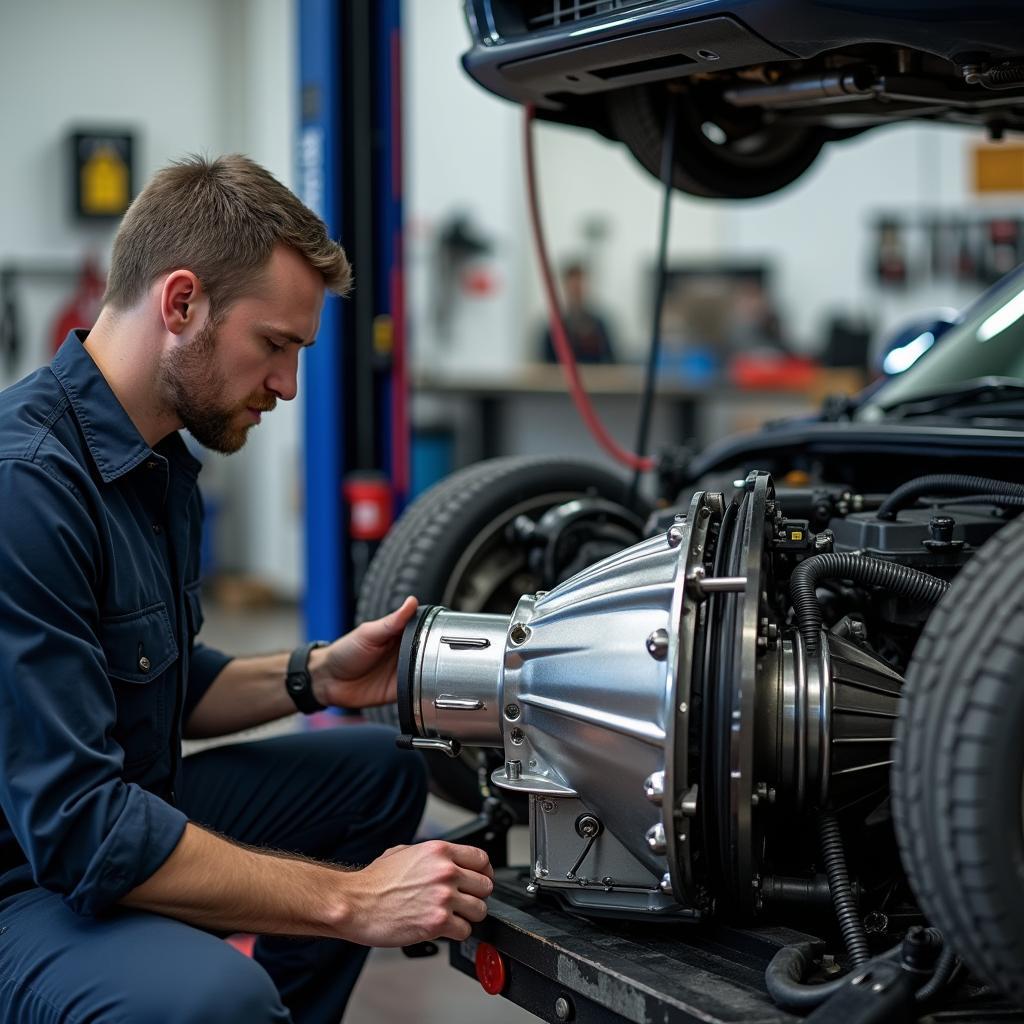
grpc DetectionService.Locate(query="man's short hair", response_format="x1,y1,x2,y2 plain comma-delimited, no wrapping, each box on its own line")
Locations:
103,154,352,315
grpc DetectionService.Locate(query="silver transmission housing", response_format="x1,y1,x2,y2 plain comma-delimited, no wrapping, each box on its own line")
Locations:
396,475,902,918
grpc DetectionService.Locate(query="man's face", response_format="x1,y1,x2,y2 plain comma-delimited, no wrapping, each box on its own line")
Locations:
158,245,325,453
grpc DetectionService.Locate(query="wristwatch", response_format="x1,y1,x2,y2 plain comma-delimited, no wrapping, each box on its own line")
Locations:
285,641,329,714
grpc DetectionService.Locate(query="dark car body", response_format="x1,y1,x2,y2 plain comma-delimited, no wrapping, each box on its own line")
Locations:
462,0,1024,197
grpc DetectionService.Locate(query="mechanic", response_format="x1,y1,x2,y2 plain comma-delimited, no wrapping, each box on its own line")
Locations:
0,154,494,1024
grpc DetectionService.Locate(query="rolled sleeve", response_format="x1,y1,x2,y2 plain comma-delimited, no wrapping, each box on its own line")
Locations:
0,458,183,915
66,784,187,916
184,642,234,723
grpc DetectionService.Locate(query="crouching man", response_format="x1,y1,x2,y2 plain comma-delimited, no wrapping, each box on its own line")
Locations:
0,154,492,1024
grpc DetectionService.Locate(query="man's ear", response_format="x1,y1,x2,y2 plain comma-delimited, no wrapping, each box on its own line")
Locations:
159,270,206,336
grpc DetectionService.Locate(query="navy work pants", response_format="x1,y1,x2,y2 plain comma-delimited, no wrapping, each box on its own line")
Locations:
0,724,428,1023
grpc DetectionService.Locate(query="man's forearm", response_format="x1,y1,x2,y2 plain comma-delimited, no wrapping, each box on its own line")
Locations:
184,649,327,737
121,823,496,950
120,822,351,937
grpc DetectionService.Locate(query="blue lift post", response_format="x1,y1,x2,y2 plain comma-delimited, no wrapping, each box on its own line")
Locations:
297,0,407,641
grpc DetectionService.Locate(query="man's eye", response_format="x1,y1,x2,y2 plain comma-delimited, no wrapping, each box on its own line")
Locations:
265,337,285,352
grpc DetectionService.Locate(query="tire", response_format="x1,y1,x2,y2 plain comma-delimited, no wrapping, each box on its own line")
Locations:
606,82,826,199
892,516,1024,1005
358,455,646,811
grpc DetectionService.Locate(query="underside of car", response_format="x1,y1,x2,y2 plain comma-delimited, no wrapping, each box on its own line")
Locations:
462,0,1024,197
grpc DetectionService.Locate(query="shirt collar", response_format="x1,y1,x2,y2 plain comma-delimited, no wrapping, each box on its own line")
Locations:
51,330,201,484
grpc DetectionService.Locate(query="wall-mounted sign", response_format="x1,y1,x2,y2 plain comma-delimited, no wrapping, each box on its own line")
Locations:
69,130,135,220
973,143,1024,194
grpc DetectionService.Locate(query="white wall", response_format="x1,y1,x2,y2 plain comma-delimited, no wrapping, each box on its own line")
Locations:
716,123,986,357
400,6,1000,373
527,122,724,361
0,0,303,596
404,0,528,374
521,119,995,366
0,0,235,382
214,0,302,597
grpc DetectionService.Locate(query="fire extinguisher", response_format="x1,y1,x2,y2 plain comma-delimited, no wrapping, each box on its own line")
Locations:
343,472,394,605
50,255,106,353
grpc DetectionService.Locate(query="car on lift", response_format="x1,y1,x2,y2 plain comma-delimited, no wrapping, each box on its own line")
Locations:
360,255,1024,1019
461,0,1024,197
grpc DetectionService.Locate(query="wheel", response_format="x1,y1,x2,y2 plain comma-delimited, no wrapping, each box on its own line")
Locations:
606,82,827,199
358,455,648,812
892,516,1024,1005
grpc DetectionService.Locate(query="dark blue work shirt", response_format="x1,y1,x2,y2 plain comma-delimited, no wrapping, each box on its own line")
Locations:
0,331,232,916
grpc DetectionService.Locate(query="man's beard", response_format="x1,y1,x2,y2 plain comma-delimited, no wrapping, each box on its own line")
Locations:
157,319,275,454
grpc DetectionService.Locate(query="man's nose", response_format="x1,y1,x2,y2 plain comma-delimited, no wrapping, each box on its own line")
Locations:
267,353,299,401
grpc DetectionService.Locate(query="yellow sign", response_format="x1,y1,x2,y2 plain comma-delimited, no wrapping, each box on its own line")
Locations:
71,130,134,220
973,144,1024,193
81,145,130,216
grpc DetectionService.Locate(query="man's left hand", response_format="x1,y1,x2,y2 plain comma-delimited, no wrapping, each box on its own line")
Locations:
310,596,419,709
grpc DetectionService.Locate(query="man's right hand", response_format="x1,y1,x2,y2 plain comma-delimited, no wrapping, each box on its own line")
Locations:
121,825,494,947
340,840,495,947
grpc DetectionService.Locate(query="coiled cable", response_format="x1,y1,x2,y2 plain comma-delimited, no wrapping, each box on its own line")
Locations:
819,812,872,966
972,61,1024,89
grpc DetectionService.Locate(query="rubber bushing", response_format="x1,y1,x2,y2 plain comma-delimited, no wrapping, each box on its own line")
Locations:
396,604,437,738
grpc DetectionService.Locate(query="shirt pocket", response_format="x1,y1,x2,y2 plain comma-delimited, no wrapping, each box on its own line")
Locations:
99,602,179,769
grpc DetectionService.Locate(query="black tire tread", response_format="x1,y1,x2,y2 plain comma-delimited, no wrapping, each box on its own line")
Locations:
606,85,826,199
357,455,630,625
892,517,1024,1002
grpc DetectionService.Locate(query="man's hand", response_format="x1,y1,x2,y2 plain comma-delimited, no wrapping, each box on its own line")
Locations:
311,596,418,709
340,841,494,947
122,825,493,947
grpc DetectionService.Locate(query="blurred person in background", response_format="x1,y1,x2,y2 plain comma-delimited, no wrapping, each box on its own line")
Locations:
540,260,618,364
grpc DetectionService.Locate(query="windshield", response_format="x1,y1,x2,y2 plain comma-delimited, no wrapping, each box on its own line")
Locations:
867,263,1024,412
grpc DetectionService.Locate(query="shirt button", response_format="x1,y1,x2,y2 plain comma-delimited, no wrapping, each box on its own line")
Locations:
139,655,151,672
152,523,162,535
145,460,158,471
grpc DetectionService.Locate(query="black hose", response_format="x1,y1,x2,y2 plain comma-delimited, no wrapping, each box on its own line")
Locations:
819,813,872,966
876,474,1024,520
764,942,847,1011
764,941,902,1012
626,93,676,509
937,492,1024,510
790,553,949,657
765,925,959,1012
915,943,958,1004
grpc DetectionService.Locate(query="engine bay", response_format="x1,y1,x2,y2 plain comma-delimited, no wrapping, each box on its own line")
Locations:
385,468,1024,1013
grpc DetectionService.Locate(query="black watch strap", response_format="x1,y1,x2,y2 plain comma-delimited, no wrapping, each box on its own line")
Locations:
285,641,328,714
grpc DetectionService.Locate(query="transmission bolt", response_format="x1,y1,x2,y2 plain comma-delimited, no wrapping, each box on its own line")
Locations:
646,628,669,660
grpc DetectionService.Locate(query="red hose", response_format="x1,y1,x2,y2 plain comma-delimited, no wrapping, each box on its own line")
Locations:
523,105,655,472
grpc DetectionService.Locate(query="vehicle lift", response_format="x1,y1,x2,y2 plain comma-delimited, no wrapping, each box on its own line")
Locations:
299,0,408,642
